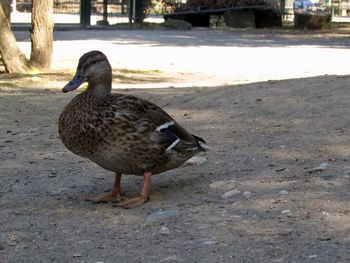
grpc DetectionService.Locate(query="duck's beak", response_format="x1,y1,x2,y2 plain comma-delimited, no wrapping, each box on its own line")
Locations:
62,70,86,93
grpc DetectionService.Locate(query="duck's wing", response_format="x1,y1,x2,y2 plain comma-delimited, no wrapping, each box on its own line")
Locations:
107,94,207,153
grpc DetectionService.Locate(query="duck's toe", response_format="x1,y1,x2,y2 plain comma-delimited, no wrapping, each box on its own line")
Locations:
114,195,149,209
85,191,124,203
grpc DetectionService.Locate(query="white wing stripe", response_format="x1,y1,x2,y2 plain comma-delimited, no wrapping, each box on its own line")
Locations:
156,121,175,132
165,138,180,151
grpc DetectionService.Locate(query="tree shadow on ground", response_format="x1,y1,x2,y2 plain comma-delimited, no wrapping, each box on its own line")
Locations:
1,75,350,262
12,28,350,49
0,68,176,89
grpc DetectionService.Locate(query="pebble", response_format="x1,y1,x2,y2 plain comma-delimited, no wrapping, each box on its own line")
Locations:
48,170,57,178
281,209,291,214
202,240,217,245
222,189,241,199
279,190,289,195
73,254,82,258
317,236,331,241
184,156,207,166
320,174,337,180
146,210,178,224
275,167,286,172
159,226,170,235
160,256,182,262
309,162,330,173
51,188,68,194
242,191,252,198
209,180,236,190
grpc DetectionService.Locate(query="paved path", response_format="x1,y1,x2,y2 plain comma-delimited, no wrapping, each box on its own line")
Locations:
15,28,350,87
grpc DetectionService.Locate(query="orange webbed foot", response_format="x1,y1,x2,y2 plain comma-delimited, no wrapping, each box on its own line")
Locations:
85,191,124,203
85,173,123,203
114,195,149,209
115,171,152,209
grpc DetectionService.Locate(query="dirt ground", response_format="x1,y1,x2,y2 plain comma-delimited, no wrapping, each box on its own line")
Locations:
1,29,350,263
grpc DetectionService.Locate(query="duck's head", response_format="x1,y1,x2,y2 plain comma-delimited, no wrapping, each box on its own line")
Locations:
63,50,112,93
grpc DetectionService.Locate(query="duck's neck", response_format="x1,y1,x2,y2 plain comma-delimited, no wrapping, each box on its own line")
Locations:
87,82,112,98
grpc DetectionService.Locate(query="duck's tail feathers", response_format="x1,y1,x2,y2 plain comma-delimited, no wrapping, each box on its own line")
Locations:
192,134,210,151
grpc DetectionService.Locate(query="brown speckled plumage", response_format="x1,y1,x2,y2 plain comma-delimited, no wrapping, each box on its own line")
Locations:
59,50,208,208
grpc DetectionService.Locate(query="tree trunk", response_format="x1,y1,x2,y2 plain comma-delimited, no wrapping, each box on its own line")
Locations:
0,0,11,20
0,3,29,73
30,0,54,70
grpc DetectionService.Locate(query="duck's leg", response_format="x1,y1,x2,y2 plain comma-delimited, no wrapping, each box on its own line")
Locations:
86,173,124,203
116,171,152,209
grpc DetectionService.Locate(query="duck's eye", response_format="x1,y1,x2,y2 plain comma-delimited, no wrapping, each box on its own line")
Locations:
92,60,97,65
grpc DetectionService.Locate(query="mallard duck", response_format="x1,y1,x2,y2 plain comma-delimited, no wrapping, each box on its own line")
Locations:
59,50,208,208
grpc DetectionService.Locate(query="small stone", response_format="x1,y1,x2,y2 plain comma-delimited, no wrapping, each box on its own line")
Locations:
185,156,207,166
281,209,291,214
8,242,17,247
160,256,182,262
318,162,330,169
271,257,285,263
48,170,57,178
275,167,286,172
279,190,289,195
308,162,330,173
202,240,217,245
209,180,236,190
146,210,178,224
320,174,337,180
222,189,241,199
159,226,170,235
51,188,68,195
308,255,317,259
317,236,331,241
73,254,82,258
242,191,252,198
